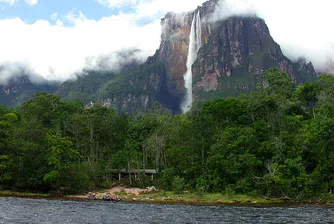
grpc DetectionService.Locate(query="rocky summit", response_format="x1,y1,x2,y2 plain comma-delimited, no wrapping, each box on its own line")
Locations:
91,0,316,113
156,0,316,108
0,0,318,112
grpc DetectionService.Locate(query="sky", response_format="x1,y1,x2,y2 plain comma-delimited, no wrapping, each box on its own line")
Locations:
0,0,333,83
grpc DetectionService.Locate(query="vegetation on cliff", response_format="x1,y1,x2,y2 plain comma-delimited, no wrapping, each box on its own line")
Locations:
0,69,333,201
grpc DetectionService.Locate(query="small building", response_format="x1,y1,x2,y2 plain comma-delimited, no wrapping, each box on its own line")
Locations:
108,169,158,183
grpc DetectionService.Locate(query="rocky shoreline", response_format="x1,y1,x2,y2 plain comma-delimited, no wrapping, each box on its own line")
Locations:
1,188,333,207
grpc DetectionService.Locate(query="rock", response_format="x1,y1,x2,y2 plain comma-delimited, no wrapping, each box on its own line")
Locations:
0,75,58,107
51,0,317,114
146,186,157,192
279,197,291,202
157,0,317,108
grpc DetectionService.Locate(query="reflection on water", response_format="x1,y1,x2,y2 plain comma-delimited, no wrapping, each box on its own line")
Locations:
0,197,333,224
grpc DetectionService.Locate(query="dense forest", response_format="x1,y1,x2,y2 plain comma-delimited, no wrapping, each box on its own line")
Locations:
0,69,333,200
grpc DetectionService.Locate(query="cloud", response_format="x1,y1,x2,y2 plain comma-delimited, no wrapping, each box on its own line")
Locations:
0,11,161,83
0,0,15,5
0,62,30,84
0,62,48,84
50,12,58,20
95,0,139,8
85,49,149,72
24,0,37,6
0,0,206,84
212,0,334,74
0,0,37,6
136,0,205,19
96,0,205,19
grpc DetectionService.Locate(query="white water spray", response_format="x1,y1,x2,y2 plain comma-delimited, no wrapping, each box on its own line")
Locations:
181,11,202,113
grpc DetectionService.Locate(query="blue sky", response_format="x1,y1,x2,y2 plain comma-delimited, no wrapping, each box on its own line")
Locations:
0,0,133,24
0,0,333,83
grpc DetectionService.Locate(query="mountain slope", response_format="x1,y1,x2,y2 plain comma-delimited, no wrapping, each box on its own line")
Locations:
85,0,316,113
158,0,316,106
2,0,317,112
0,76,58,108
55,71,118,104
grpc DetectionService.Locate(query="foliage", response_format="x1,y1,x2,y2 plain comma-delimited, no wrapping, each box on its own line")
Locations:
172,176,185,194
0,69,333,200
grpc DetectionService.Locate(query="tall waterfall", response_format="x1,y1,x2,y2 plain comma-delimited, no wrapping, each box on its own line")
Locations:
181,11,202,113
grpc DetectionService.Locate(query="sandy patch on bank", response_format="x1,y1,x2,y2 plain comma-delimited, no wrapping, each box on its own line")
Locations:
124,188,153,196
104,186,126,195
75,186,157,199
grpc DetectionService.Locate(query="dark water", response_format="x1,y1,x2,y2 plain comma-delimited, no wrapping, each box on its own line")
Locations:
0,197,334,224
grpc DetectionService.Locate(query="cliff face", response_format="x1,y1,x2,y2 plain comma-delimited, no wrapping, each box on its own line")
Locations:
157,0,317,104
157,0,216,100
0,76,58,107
54,0,317,113
157,12,192,98
95,58,168,113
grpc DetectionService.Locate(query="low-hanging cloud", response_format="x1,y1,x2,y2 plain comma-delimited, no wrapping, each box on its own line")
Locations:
85,49,150,72
0,12,162,84
0,61,49,85
212,0,334,74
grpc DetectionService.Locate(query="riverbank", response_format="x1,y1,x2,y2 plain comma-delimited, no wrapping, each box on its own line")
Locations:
1,188,333,206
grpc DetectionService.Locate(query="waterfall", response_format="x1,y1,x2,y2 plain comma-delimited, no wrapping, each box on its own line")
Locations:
181,11,202,113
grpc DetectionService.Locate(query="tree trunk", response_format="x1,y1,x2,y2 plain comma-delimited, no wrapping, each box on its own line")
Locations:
89,119,94,162
155,133,160,170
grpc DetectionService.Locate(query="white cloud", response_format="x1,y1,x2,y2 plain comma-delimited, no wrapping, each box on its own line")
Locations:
50,12,58,20
0,0,15,5
212,0,334,74
96,0,205,19
0,0,37,6
135,0,205,18
95,0,139,8
0,12,161,83
56,19,63,26
24,0,37,6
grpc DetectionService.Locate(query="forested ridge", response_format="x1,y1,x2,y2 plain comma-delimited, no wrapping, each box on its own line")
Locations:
0,69,333,200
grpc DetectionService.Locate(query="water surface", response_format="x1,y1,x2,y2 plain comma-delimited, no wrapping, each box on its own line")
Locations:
0,197,333,223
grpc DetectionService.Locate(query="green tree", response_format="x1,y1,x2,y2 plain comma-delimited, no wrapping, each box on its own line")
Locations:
296,82,321,119
262,68,295,97
44,133,81,192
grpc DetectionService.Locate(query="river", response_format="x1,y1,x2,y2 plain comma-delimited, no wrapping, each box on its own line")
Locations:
0,197,333,223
